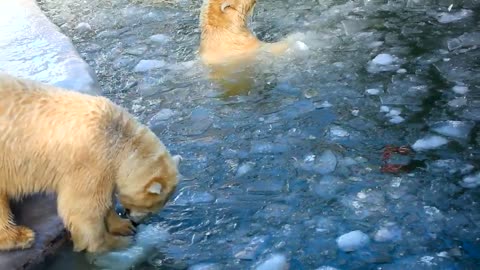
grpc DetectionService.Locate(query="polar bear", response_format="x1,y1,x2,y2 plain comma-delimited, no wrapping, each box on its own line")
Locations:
198,0,308,96
0,73,181,253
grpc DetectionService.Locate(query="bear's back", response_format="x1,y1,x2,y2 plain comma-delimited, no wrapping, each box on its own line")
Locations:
0,74,120,193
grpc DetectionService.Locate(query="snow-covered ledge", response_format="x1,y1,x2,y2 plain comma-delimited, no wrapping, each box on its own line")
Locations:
0,0,100,95
0,0,101,269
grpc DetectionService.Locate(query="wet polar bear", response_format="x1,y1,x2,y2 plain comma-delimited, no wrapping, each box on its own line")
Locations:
0,73,180,253
199,0,308,96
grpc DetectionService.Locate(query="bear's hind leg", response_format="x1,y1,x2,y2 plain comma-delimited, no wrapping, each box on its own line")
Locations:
0,194,35,250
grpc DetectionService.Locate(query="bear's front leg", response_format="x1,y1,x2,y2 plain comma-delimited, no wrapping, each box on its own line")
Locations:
0,194,35,250
57,188,131,253
106,207,136,236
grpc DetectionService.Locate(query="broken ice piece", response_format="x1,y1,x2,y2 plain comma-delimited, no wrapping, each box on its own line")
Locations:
460,172,480,188
372,53,395,65
436,9,473,24
412,135,448,151
87,224,170,270
366,88,381,95
431,120,474,139
336,230,370,252
452,85,469,95
389,115,405,124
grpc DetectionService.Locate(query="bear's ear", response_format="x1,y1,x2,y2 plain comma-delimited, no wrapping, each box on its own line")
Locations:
220,0,233,12
172,155,182,167
147,182,163,194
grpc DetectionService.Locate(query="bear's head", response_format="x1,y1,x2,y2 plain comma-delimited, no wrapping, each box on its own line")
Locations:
116,126,181,223
200,0,257,29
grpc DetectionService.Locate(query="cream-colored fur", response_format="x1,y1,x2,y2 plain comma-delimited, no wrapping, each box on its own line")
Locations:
0,73,180,253
198,0,303,96
199,0,288,65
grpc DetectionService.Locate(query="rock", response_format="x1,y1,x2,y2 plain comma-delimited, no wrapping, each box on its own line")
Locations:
336,230,370,252
0,194,66,270
133,60,166,72
0,0,100,95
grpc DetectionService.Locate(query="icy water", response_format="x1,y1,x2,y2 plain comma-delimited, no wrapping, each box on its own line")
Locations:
36,0,480,269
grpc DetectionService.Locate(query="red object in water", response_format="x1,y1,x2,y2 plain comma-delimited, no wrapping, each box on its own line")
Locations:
381,145,413,174
380,164,405,173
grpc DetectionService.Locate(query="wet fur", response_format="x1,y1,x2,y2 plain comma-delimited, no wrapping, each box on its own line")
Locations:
0,73,179,253
199,0,294,96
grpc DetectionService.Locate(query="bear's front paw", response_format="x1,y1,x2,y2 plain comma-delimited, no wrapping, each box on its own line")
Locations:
108,218,136,236
105,234,132,250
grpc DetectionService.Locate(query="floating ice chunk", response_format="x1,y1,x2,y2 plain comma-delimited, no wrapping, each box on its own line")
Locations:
447,32,480,51
460,172,480,188
236,162,254,176
315,101,333,108
87,224,169,270
315,267,339,270
173,187,215,205
380,106,390,113
452,85,469,95
134,60,167,72
431,120,474,139
149,34,170,44
75,22,92,33
412,135,448,151
374,223,402,242
298,150,337,175
329,126,350,138
336,230,370,252
436,9,473,24
295,40,309,51
313,175,343,200
251,142,289,154
386,109,401,117
366,88,381,95
448,97,467,108
372,53,395,65
389,116,405,124
255,253,289,270
148,109,175,125
368,41,384,48
397,68,407,74
234,236,270,260
189,263,223,270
